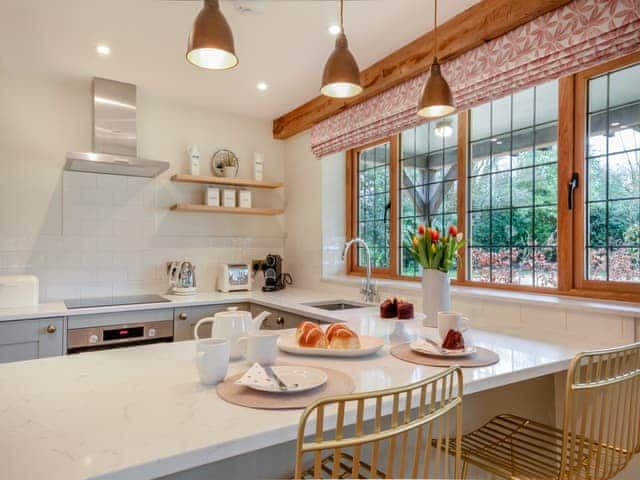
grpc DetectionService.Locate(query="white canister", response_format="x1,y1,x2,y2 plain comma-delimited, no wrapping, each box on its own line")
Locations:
206,187,220,207
223,188,236,208
239,190,252,208
253,152,264,181
188,145,200,176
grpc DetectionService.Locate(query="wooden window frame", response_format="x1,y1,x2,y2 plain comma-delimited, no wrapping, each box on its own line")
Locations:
571,51,640,301
345,51,640,303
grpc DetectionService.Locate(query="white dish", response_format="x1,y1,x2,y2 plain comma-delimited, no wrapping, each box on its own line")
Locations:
247,366,327,393
277,334,384,358
410,340,476,358
379,312,425,322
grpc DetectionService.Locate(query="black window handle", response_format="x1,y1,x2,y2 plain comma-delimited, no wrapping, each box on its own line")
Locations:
568,172,579,210
384,201,391,224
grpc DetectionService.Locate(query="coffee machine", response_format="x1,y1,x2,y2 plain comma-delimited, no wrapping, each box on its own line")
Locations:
262,254,282,292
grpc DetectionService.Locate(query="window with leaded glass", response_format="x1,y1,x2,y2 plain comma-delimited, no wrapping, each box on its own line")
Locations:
585,62,640,283
399,115,458,277
467,80,559,287
355,141,391,269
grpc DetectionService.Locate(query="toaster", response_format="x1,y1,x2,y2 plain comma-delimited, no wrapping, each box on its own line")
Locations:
217,264,251,292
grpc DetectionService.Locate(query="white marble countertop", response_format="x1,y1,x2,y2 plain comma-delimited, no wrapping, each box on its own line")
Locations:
0,307,586,480
1,284,638,323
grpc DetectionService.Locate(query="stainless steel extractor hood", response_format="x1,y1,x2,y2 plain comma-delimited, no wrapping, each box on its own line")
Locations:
65,78,169,178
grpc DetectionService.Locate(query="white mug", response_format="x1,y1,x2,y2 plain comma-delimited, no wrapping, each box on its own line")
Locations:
237,332,278,365
195,338,230,385
437,311,470,341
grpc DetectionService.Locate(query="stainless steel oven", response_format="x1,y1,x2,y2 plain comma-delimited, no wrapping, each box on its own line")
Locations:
65,295,174,353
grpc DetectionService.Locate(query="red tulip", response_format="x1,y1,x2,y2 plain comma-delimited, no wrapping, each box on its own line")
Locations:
448,225,458,237
430,229,440,242
418,224,426,235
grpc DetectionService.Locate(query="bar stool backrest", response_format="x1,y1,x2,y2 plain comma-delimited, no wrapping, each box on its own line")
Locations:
560,342,640,480
294,366,463,479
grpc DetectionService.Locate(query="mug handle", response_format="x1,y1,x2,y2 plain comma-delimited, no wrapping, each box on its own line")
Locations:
460,316,471,332
194,317,215,340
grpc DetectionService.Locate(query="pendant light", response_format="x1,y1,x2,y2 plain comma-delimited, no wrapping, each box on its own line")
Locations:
417,0,454,118
186,0,238,70
320,0,362,98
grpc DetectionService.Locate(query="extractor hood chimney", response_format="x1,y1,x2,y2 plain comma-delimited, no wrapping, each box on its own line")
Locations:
65,78,169,178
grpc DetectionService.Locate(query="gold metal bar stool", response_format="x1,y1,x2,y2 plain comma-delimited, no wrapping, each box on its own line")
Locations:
293,366,464,479
440,342,640,480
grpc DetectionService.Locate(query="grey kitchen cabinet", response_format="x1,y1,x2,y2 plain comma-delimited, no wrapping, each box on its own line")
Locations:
0,317,64,363
173,303,250,342
251,304,328,330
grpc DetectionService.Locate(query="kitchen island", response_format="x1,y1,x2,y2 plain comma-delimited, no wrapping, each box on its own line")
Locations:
0,300,586,480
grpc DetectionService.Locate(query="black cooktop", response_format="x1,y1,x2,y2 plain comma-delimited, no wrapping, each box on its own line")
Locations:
64,294,170,310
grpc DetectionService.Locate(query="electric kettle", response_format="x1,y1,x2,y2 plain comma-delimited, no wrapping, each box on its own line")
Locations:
167,259,197,295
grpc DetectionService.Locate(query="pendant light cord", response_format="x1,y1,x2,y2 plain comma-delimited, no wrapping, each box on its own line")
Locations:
433,0,438,59
340,0,344,31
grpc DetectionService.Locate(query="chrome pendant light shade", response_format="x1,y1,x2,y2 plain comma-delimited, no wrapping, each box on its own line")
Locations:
417,0,455,118
187,0,238,70
321,0,362,98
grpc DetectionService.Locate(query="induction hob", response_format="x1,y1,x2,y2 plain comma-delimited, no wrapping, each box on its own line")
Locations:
64,294,170,310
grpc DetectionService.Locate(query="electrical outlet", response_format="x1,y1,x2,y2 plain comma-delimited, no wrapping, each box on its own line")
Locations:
251,259,264,272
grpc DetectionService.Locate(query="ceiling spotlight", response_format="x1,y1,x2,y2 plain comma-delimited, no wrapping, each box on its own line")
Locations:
96,45,111,56
320,0,362,98
187,0,238,70
434,119,453,137
417,0,455,118
328,24,341,35
257,82,268,92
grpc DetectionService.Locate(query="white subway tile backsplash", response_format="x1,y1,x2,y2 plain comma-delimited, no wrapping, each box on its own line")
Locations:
2,170,284,301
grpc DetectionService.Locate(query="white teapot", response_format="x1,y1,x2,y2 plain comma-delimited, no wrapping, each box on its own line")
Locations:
194,307,271,360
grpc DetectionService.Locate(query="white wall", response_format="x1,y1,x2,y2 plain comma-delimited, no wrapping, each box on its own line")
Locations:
0,71,284,300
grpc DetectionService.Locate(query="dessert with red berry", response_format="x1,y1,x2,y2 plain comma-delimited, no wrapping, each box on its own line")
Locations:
442,329,465,350
379,298,398,318
396,300,414,319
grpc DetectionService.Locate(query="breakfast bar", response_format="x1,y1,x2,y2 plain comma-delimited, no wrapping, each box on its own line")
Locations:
0,302,584,480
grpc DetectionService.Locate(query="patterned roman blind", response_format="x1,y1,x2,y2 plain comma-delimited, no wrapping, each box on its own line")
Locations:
310,0,640,157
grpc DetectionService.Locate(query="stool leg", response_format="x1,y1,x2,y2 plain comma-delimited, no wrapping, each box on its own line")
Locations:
461,460,469,479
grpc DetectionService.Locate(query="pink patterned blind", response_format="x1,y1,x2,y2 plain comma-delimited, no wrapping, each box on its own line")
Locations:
310,0,640,157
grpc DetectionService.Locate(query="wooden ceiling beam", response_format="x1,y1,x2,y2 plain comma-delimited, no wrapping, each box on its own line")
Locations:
272,0,572,140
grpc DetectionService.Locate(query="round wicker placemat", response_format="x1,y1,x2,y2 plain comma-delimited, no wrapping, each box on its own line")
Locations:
390,343,499,368
216,366,355,410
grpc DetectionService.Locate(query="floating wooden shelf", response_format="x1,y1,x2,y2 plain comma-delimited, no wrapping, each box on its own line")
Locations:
170,204,284,216
171,174,284,189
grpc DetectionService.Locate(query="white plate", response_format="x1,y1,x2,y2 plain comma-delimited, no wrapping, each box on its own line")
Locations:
379,312,425,322
410,340,476,358
277,334,384,357
247,366,328,393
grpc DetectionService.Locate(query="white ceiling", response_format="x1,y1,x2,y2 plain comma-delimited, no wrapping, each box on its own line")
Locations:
0,0,481,120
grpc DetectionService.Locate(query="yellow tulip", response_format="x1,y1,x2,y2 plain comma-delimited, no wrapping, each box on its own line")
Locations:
432,244,436,253
412,235,419,247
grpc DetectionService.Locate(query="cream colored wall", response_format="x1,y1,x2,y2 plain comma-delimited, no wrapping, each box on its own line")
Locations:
0,71,285,300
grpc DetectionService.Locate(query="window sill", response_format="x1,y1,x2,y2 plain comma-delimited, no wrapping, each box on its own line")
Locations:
320,274,640,318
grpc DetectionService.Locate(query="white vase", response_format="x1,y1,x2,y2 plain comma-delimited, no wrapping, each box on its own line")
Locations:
422,269,451,327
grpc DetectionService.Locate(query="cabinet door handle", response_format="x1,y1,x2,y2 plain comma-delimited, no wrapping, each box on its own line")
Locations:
276,316,285,326
46,324,57,334
178,312,188,321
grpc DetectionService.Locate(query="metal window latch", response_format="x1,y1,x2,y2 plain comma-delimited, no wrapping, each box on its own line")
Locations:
568,172,579,210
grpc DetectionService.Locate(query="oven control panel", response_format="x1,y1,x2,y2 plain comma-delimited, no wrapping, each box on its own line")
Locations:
67,320,173,350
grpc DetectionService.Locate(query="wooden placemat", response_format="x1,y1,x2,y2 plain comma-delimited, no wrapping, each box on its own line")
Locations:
216,366,355,410
390,343,499,368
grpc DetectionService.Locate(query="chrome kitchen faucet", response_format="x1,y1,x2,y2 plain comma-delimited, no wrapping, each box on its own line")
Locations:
341,238,379,304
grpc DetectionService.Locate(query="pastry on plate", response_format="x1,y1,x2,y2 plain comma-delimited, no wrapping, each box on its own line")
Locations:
442,329,465,350
396,300,414,319
326,323,361,350
296,321,328,348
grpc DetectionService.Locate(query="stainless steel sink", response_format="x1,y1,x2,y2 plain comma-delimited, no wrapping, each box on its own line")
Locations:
305,300,368,311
